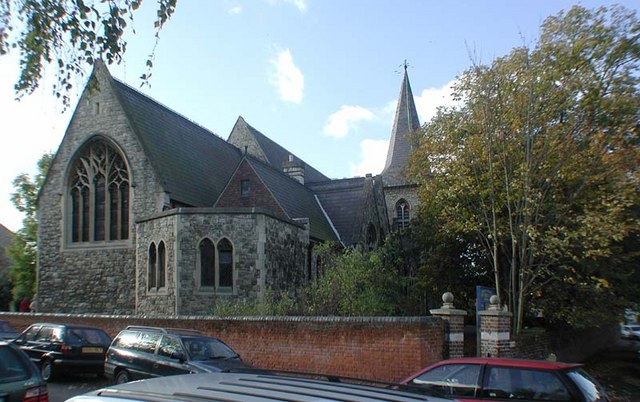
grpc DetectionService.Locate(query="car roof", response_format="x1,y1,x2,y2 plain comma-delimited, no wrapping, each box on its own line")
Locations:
123,326,205,336
29,322,104,330
426,357,582,370
70,372,448,402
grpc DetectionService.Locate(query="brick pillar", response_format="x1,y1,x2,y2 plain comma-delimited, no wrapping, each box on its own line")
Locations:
479,295,514,357
430,292,467,358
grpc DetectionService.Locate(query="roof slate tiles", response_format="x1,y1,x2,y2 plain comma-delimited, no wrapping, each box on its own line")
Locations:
110,79,242,207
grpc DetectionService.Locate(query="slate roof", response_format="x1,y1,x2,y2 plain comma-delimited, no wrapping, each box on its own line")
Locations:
307,178,368,245
110,78,242,207
230,117,330,184
245,157,338,242
382,68,421,186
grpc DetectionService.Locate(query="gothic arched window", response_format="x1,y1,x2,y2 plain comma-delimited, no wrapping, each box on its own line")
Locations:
199,238,215,288
69,139,129,243
148,243,157,291
396,199,410,230
218,238,233,289
157,241,166,289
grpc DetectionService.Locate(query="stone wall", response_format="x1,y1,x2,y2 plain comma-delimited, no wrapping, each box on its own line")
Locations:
0,313,444,383
37,65,165,315
136,208,309,315
382,184,420,229
135,213,178,315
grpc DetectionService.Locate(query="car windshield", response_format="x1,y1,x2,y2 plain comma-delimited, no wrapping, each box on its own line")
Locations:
66,328,112,345
566,368,608,402
182,336,238,361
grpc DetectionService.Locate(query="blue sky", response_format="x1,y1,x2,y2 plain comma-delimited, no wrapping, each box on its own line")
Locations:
1,0,638,232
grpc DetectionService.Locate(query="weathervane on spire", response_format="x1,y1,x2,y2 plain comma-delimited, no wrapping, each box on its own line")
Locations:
395,60,411,75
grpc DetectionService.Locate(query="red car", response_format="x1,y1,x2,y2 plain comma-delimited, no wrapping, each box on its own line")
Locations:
400,357,609,402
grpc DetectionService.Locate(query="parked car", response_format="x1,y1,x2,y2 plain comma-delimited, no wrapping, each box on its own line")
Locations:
67,371,453,402
0,340,48,402
12,322,112,381
400,357,609,401
620,324,640,340
105,326,250,384
0,319,18,340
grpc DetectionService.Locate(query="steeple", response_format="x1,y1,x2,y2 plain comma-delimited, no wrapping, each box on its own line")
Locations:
382,62,420,185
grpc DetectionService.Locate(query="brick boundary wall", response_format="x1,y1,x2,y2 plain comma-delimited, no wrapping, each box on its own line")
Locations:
0,313,444,382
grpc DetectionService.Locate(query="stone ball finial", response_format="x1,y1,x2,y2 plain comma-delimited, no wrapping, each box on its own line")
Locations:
442,292,454,304
441,292,455,309
490,295,499,305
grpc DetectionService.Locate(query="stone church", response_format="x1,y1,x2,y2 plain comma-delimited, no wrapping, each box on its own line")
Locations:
35,61,421,315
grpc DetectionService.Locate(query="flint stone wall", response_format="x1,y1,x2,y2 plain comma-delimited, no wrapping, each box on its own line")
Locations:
136,208,309,315
37,69,165,315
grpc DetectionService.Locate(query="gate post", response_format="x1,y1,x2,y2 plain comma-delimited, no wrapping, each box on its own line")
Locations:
430,292,467,358
478,295,514,357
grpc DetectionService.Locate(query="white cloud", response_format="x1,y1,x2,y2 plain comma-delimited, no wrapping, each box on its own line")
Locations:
414,80,458,124
269,49,304,104
322,105,375,139
349,139,389,177
266,0,307,12
228,5,243,14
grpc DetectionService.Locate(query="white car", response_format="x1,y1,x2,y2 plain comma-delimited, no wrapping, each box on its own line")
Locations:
620,324,640,340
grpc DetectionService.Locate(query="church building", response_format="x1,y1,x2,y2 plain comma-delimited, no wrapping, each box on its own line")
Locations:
35,61,421,315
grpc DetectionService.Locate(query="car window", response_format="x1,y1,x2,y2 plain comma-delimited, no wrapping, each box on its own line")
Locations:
134,332,161,353
484,366,571,400
21,326,41,342
0,346,30,383
67,328,111,345
158,335,184,358
410,363,481,397
566,369,608,402
113,331,139,349
35,327,55,342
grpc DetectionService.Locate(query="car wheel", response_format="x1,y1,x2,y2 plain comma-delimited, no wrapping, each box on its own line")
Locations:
41,359,55,381
115,369,131,384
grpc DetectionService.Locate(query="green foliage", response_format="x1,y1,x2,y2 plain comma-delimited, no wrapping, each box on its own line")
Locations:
8,152,52,302
302,242,405,316
210,242,412,317
211,290,299,317
410,5,640,332
0,0,176,107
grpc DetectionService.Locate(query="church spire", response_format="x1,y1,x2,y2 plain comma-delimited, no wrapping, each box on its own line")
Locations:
382,62,420,184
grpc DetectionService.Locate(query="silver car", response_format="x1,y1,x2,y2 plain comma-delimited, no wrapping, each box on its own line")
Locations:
67,371,453,402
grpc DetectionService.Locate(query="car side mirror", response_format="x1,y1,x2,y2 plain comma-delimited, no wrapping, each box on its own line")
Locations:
171,351,187,362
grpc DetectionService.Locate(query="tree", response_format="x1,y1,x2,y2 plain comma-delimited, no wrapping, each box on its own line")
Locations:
8,152,53,303
411,5,640,333
0,0,176,107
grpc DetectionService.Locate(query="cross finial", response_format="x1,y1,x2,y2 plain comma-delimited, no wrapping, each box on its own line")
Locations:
395,60,411,75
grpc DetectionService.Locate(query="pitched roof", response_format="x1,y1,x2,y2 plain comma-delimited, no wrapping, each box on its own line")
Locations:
228,117,329,184
382,68,421,186
109,77,242,207
246,157,338,242
307,178,368,245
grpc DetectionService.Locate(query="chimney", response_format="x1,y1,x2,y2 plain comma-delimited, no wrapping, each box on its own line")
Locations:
282,154,305,184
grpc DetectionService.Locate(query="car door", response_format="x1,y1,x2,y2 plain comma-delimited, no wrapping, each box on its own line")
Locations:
129,332,162,380
152,335,191,377
407,362,483,400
